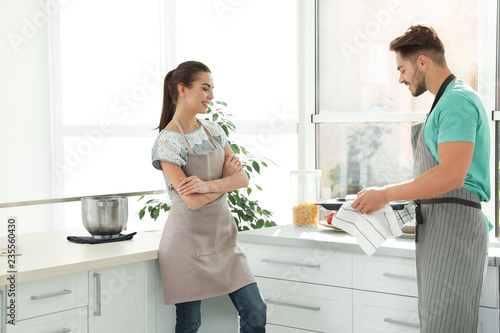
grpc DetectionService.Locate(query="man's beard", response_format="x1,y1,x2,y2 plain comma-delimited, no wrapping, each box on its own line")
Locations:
411,66,427,97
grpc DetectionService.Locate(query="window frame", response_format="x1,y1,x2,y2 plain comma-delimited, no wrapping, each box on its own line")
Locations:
305,0,500,235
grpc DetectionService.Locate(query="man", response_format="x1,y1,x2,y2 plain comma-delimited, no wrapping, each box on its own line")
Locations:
352,24,491,332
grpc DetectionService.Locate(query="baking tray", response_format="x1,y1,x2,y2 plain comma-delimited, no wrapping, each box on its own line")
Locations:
315,198,408,211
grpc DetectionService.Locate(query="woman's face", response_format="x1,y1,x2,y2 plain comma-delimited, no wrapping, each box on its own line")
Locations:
182,71,214,114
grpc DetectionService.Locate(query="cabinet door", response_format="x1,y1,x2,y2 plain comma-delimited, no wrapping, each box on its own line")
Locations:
7,307,87,333
88,260,157,333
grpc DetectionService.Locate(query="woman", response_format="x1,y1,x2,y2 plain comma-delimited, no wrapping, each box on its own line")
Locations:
151,61,266,333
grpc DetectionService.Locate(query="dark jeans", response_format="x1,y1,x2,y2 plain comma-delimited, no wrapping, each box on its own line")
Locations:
175,283,267,333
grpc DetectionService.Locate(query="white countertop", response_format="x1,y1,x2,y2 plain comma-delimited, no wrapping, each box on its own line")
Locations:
3,224,500,286
238,224,500,266
0,228,162,285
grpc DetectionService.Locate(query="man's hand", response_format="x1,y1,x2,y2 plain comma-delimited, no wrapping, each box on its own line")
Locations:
351,187,389,215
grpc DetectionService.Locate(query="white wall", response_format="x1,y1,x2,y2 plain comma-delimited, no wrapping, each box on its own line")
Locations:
0,0,54,233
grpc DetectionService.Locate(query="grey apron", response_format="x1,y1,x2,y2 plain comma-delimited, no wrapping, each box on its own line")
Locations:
158,116,255,305
411,119,487,332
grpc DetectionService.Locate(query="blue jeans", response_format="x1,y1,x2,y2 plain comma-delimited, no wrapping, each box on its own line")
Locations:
175,283,267,333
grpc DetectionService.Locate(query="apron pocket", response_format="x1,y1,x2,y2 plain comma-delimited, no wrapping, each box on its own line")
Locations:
193,210,237,257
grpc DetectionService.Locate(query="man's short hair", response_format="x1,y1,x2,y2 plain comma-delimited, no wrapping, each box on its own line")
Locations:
389,24,446,66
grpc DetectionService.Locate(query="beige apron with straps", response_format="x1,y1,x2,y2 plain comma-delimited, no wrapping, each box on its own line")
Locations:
158,116,255,305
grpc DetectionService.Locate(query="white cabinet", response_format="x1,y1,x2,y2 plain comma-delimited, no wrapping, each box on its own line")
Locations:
241,242,353,332
352,253,417,297
352,253,500,333
478,307,500,333
9,308,87,333
266,324,320,333
7,271,88,333
2,260,176,333
88,260,158,333
256,276,352,332
352,290,500,333
246,243,352,288
15,271,87,322
353,290,420,332
239,239,500,333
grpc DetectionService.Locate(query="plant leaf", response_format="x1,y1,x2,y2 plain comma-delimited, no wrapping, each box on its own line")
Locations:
252,161,260,174
230,143,240,154
152,207,160,220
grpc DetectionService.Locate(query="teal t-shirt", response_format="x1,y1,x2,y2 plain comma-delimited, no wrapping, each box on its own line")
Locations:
423,79,491,231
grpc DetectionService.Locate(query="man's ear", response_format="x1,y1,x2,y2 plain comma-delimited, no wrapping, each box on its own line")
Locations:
416,54,428,70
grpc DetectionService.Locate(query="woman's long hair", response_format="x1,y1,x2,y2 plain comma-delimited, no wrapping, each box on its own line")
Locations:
156,61,211,132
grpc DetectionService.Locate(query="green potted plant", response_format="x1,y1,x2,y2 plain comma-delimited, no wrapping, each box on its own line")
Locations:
138,101,277,231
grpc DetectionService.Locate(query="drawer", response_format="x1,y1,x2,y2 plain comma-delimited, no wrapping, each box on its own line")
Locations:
478,306,500,333
353,254,499,308
479,266,499,308
244,243,352,288
256,276,352,332
353,290,499,333
267,323,322,333
353,290,420,332
16,271,88,320
8,307,87,333
353,253,417,297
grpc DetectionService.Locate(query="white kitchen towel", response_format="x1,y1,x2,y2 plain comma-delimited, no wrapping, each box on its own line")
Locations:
331,202,402,256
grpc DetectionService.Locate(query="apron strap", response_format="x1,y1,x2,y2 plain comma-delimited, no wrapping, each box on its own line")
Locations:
172,115,221,154
172,115,193,154
428,74,456,115
413,197,481,243
198,121,221,150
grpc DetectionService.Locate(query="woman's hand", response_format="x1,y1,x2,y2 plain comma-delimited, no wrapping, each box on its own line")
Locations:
177,176,208,196
222,154,243,178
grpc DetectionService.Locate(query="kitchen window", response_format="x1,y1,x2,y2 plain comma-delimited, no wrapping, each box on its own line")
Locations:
48,0,298,229
313,0,499,231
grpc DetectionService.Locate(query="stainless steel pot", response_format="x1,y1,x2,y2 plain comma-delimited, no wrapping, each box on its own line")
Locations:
81,196,128,239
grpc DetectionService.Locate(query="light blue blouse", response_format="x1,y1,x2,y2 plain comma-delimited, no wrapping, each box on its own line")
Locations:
151,119,228,197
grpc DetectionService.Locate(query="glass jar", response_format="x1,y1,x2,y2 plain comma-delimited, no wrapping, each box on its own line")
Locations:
290,170,321,226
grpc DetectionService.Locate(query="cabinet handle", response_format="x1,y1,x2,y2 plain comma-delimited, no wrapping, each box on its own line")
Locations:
383,272,416,281
94,273,102,316
52,329,71,333
31,289,72,300
384,317,420,327
265,299,321,311
261,258,320,269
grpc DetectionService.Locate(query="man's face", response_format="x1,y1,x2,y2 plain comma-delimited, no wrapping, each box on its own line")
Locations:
395,52,427,97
